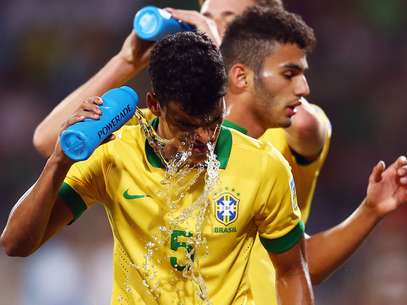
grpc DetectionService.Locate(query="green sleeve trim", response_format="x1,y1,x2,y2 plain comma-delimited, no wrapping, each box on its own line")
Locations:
289,146,324,166
59,182,87,224
260,221,305,254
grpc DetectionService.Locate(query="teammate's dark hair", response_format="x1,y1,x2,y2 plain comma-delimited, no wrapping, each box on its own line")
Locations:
220,6,316,73
149,31,226,116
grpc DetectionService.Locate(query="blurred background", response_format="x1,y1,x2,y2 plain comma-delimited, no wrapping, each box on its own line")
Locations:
0,0,406,304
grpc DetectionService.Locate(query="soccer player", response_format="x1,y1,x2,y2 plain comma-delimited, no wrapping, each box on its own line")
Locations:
1,31,315,305
28,1,407,303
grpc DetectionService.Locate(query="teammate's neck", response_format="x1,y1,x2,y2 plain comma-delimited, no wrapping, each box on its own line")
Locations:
224,93,266,139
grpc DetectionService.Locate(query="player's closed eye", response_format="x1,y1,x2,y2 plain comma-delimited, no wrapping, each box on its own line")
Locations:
283,70,297,80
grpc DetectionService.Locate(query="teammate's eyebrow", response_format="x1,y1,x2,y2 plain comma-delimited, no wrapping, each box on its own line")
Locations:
221,11,236,16
283,63,308,71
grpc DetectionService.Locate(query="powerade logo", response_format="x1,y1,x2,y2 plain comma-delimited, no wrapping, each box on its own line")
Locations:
97,104,132,139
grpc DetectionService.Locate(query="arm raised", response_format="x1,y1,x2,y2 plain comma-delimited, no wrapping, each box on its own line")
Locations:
2,104,111,256
33,32,153,157
306,156,407,284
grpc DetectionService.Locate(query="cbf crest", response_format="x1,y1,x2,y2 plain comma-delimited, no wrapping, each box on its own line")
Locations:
214,192,240,226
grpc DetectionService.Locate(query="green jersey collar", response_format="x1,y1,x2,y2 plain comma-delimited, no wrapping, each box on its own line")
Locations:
145,118,232,169
222,120,248,135
215,125,233,169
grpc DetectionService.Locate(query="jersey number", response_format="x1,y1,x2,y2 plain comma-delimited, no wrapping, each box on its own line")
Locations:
170,230,195,271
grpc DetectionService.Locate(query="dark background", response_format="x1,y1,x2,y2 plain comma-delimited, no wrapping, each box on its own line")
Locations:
0,0,406,304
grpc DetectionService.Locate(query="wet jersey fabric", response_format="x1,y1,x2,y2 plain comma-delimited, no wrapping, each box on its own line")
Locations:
59,122,303,305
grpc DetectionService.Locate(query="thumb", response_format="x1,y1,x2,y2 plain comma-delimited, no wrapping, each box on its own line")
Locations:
369,160,385,183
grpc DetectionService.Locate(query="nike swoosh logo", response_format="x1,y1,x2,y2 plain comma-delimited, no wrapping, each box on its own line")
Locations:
123,189,150,199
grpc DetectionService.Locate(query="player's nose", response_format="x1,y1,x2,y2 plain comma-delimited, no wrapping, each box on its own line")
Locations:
294,75,310,97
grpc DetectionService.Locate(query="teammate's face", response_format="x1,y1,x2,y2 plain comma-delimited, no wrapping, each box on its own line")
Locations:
200,0,255,38
252,43,310,128
159,100,225,164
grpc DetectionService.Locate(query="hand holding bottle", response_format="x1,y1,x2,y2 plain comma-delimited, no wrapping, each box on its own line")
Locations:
59,86,138,161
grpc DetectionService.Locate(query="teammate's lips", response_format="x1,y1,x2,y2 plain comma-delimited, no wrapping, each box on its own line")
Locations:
286,100,302,117
289,99,302,108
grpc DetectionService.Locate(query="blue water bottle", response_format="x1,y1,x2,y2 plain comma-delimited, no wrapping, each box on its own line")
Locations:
60,86,138,161
134,6,194,41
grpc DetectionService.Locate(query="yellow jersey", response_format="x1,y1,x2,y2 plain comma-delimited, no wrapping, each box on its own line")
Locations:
59,120,304,305
224,105,331,305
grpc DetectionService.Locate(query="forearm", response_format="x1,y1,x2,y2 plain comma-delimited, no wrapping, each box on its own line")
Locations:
33,54,138,157
0,156,72,256
271,239,314,305
306,199,380,284
275,267,314,305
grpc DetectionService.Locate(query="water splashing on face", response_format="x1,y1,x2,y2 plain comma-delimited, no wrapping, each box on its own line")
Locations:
133,109,220,304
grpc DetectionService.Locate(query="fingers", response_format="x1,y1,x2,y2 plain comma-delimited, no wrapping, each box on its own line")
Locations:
165,8,200,24
398,165,407,175
81,96,103,116
72,96,103,121
383,155,407,182
64,113,85,128
395,155,407,168
369,160,385,183
398,165,407,185
165,8,221,46
387,155,407,171
61,97,103,131
392,156,407,186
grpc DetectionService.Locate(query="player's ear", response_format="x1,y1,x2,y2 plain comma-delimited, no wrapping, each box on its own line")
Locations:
146,92,162,116
228,64,253,93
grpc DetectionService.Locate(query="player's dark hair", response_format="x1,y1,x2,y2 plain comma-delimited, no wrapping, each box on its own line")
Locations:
149,31,227,116
255,0,284,9
220,6,316,74
198,0,283,9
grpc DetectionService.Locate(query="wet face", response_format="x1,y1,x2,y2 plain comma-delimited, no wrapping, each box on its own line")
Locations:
200,0,255,38
252,43,310,128
158,99,225,164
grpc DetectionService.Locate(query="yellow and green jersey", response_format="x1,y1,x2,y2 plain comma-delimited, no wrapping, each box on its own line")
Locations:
59,119,304,305
224,104,331,305
259,105,331,222
131,106,331,220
